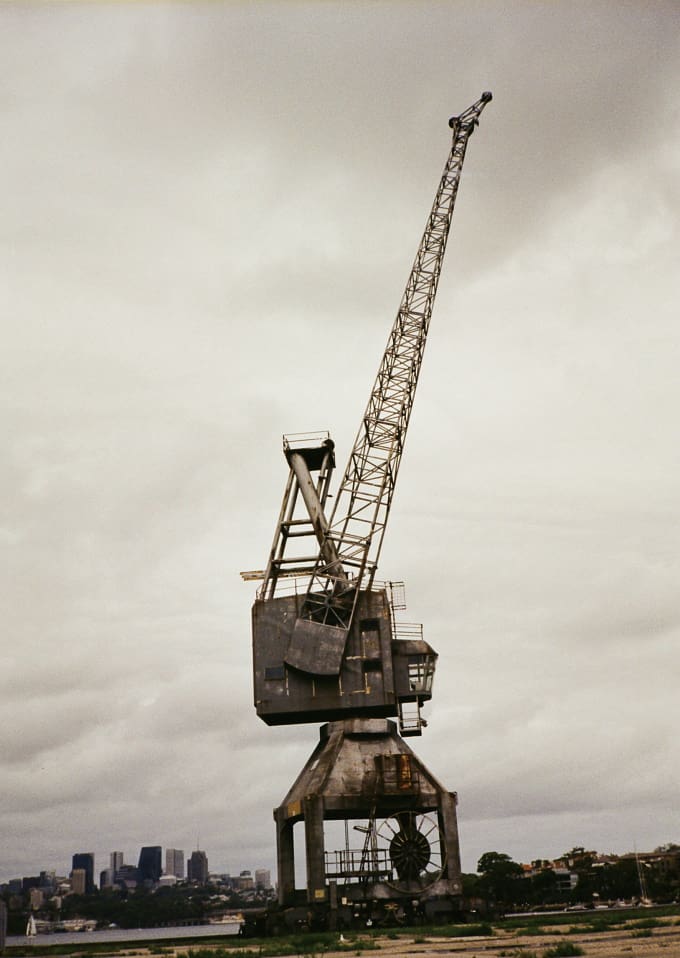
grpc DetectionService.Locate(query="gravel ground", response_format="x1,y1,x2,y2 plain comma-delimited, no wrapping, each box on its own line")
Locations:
14,919,679,958
167,920,680,958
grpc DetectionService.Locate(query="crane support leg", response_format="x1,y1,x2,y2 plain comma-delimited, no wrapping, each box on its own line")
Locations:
275,808,297,907
288,452,347,583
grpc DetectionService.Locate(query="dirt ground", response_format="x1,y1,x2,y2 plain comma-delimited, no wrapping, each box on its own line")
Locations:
158,919,680,958
342,922,680,958
18,920,680,958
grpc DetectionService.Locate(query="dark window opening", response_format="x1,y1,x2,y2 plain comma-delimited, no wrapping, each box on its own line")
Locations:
265,665,286,681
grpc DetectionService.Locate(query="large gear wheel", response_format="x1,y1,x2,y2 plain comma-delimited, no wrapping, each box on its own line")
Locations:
376,811,445,892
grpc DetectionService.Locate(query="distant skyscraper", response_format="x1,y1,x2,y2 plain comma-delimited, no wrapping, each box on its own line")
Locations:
100,868,114,889
187,850,209,884
255,868,271,891
165,848,184,879
70,868,87,895
110,852,124,875
0,899,7,952
72,853,95,894
137,846,162,884
39,871,56,893
115,864,139,889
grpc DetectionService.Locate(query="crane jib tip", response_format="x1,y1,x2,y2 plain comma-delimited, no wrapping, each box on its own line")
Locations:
448,91,493,128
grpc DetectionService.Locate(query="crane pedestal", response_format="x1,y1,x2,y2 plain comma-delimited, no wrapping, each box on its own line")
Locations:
274,718,462,928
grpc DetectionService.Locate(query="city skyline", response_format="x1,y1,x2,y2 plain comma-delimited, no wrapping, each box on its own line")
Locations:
2,837,675,888
3,1,679,882
1,842,254,887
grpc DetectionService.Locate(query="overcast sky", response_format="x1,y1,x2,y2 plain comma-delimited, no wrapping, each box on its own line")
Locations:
2,1,679,885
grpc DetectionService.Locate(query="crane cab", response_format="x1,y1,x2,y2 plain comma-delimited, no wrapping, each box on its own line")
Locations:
245,432,437,736
252,583,437,735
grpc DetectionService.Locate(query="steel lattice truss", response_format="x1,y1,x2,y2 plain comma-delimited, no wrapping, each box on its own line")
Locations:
301,93,492,630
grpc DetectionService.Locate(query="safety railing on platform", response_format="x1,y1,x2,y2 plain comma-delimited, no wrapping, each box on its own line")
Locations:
324,848,394,883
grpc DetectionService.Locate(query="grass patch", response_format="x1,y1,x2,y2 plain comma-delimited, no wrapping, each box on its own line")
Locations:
428,921,493,937
543,944,585,957
628,916,660,929
522,925,545,936
568,918,615,935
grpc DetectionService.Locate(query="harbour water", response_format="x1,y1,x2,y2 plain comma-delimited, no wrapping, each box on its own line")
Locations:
6,921,241,948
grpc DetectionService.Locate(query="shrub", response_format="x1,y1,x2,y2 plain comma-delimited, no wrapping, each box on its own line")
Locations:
629,917,660,929
543,944,585,957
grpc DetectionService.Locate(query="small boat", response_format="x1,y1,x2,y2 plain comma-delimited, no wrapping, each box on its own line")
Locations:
636,850,653,906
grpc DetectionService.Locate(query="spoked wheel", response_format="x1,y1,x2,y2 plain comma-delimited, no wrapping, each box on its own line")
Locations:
376,811,445,892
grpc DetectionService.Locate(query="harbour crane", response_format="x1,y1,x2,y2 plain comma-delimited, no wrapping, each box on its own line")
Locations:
241,95,492,931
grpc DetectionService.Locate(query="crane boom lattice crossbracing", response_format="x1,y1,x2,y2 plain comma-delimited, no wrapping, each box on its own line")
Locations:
299,92,492,633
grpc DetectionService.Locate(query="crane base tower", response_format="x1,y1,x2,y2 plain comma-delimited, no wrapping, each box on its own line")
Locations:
273,718,462,929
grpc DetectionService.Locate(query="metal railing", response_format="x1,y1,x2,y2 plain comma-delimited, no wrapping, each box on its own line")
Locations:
324,848,394,883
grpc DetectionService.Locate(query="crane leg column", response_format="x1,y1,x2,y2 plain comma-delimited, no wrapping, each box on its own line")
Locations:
303,795,327,906
439,791,462,884
275,808,296,907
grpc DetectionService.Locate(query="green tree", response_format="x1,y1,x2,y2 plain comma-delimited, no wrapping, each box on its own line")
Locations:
530,866,559,905
477,852,524,912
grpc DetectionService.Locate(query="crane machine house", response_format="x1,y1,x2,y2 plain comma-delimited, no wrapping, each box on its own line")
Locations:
242,92,492,932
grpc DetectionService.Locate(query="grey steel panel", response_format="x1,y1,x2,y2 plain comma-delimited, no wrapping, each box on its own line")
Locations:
285,618,348,675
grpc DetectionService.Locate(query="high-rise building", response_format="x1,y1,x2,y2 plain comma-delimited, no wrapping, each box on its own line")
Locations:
187,850,208,884
115,864,139,889
165,848,184,879
100,868,114,889
110,852,124,875
29,888,44,910
137,846,162,885
39,871,56,893
70,868,87,895
0,899,7,952
72,853,95,894
237,869,254,891
255,868,271,891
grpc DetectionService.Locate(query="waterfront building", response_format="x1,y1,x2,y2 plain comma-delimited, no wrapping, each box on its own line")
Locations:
39,871,56,893
29,887,44,910
166,848,184,879
157,874,177,887
72,853,95,894
236,869,254,891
